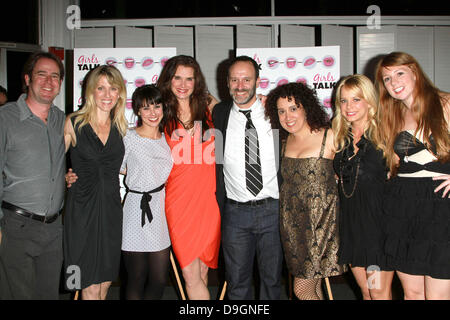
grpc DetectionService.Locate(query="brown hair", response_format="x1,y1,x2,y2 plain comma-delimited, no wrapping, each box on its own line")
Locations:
22,51,65,93
156,55,212,137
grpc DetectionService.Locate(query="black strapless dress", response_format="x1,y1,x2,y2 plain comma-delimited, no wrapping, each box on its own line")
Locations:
382,131,450,279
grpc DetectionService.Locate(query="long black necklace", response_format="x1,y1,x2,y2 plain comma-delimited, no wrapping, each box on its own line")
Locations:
339,140,367,199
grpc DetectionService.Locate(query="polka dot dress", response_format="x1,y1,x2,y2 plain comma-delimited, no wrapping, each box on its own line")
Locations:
121,129,173,252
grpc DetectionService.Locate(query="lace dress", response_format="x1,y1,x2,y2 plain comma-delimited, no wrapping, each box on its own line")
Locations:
280,129,346,279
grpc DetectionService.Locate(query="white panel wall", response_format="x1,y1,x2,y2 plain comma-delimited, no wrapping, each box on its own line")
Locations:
236,25,272,48
115,26,152,48
397,26,434,82
0,49,6,88
42,0,76,50
434,27,450,92
41,0,80,112
74,28,114,48
356,26,396,76
279,25,315,47
195,26,234,100
154,26,194,56
321,25,353,77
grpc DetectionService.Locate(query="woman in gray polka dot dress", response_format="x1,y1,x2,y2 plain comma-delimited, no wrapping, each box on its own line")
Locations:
120,85,173,300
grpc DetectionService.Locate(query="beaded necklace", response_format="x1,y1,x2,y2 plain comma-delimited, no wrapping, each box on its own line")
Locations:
339,138,368,199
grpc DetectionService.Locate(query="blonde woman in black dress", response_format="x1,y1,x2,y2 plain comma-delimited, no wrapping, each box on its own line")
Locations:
64,65,128,300
332,74,394,299
266,82,345,300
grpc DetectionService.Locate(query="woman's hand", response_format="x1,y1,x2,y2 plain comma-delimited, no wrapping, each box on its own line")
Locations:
433,174,450,198
65,168,78,188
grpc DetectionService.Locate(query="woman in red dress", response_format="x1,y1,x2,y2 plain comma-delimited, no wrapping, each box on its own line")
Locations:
157,55,220,300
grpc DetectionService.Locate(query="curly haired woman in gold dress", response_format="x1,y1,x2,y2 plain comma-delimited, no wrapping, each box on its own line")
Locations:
266,82,346,300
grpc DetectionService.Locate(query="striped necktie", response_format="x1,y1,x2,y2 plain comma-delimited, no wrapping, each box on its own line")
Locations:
240,110,263,196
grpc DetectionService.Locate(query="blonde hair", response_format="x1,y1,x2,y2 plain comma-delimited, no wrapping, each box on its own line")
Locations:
375,51,450,175
332,74,384,154
71,65,128,136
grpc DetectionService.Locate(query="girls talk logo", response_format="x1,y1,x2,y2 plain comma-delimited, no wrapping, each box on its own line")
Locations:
169,122,280,169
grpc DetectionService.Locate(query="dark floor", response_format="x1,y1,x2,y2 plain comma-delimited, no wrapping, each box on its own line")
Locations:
59,268,404,300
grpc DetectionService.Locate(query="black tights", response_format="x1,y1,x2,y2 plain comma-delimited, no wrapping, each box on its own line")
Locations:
122,247,170,300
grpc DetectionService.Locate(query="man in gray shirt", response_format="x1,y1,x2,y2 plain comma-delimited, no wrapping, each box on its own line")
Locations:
0,51,66,299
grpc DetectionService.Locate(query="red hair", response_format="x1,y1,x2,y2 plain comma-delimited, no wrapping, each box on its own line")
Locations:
375,52,450,175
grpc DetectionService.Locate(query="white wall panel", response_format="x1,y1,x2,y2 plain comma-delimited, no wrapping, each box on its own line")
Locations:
41,0,79,112
397,26,434,82
434,27,450,92
236,25,272,48
356,26,396,78
74,28,114,48
195,26,234,100
115,26,152,48
154,26,193,56
279,25,315,47
321,25,353,77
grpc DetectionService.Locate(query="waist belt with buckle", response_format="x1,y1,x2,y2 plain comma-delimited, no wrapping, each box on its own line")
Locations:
1,201,61,224
226,197,276,207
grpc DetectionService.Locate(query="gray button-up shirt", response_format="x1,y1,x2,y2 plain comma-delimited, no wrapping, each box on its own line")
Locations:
0,94,66,221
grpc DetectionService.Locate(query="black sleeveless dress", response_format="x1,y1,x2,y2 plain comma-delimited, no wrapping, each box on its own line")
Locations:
382,131,450,279
63,120,125,289
333,135,390,270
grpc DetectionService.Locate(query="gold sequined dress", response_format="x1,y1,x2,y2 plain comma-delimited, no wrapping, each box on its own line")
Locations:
280,129,346,279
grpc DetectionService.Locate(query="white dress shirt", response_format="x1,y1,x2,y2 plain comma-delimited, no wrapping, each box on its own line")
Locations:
223,98,279,202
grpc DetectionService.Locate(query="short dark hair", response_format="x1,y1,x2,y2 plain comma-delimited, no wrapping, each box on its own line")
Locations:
22,51,65,93
131,84,165,131
0,85,6,95
228,55,260,79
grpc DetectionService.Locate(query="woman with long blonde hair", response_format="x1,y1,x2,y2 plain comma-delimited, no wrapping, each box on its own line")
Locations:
332,74,394,300
63,65,128,300
375,52,450,300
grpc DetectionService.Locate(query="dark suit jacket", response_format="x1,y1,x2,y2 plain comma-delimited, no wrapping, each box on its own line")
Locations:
212,100,282,215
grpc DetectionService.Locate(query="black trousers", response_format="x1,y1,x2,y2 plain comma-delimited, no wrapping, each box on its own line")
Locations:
0,209,63,300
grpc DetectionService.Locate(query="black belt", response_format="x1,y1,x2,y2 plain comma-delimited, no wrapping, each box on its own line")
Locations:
226,197,277,207
1,201,61,224
127,183,165,227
